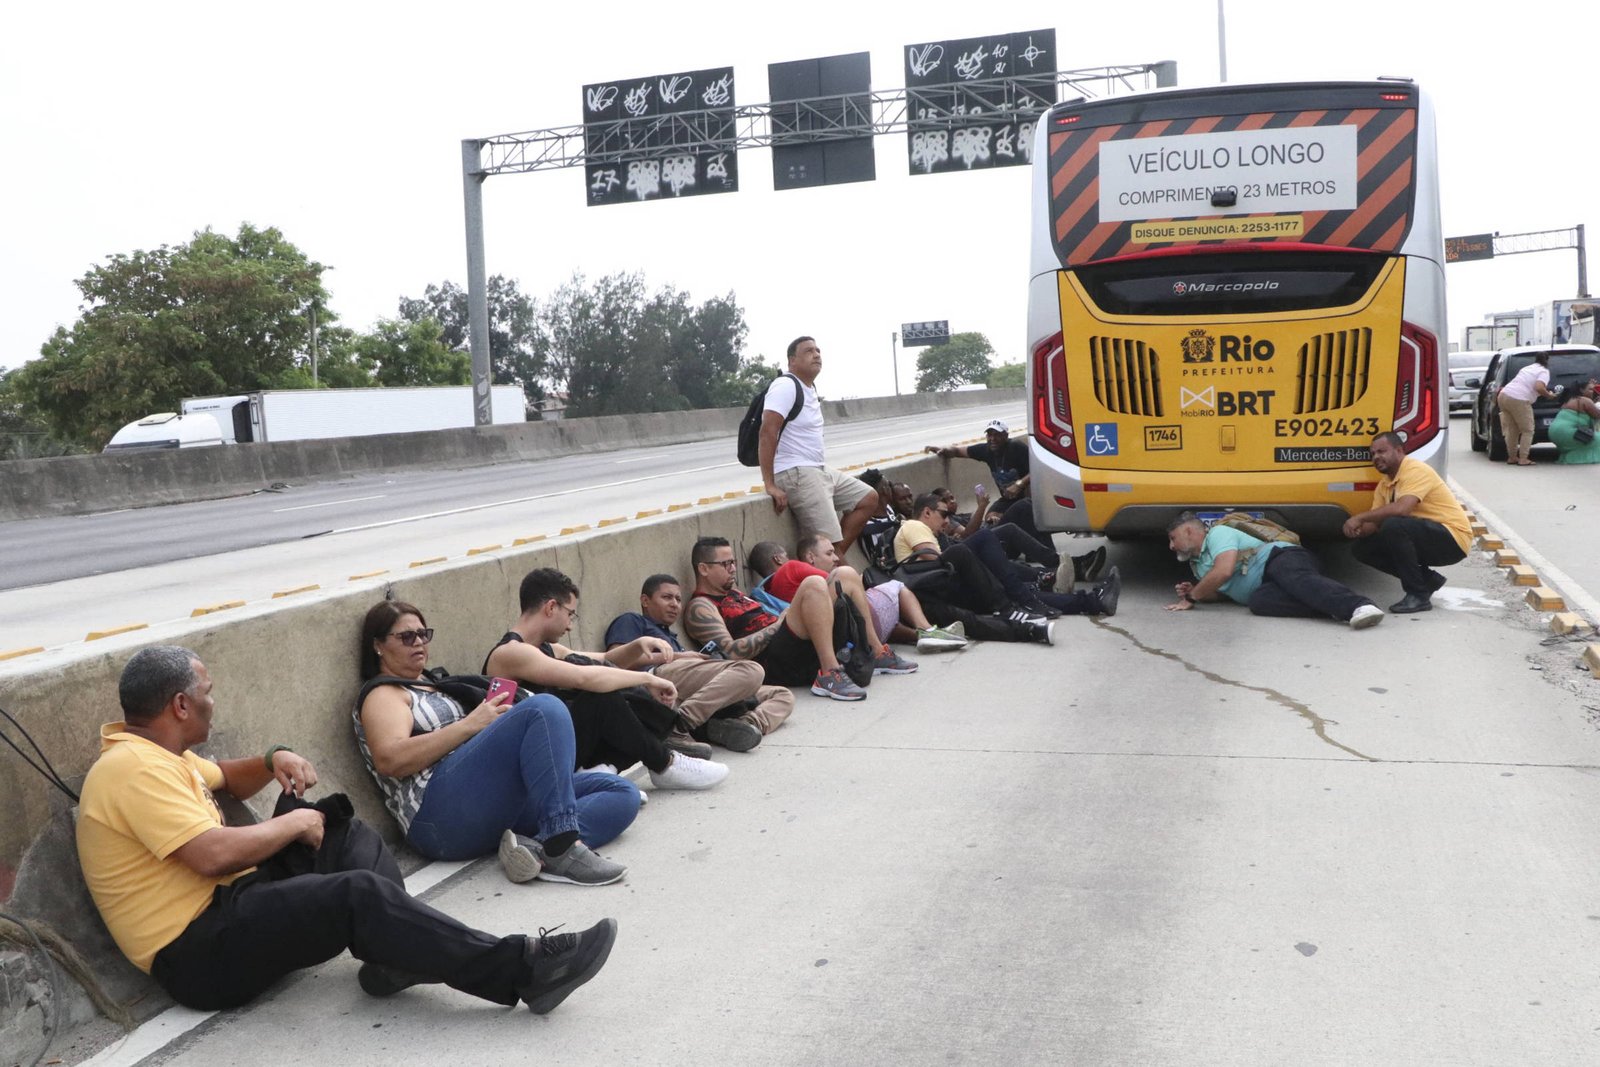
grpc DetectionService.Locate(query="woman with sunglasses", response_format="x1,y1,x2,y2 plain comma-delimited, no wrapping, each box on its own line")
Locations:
356,600,637,887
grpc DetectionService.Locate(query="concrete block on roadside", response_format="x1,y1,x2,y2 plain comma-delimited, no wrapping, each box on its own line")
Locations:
1584,644,1600,679
598,517,627,527
697,496,721,505
409,556,447,568
668,503,692,512
512,535,546,546
467,544,503,555
1550,612,1591,635
1494,549,1522,567
191,600,246,618
1526,586,1565,611
0,646,45,662
559,525,591,535
272,584,320,599
1478,535,1504,550
348,569,389,581
1507,564,1539,587
635,509,662,519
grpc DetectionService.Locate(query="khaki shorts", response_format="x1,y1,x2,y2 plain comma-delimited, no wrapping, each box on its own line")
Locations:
775,465,875,543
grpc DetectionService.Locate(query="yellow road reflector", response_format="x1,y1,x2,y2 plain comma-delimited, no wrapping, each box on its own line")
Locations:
1493,549,1521,567
513,535,547,546
1506,564,1538,587
722,492,741,500
668,502,692,512
1526,587,1565,612
467,544,503,555
560,525,591,535
0,646,45,661
349,569,389,581
272,584,321,599
86,623,149,642
1551,612,1591,635
598,517,627,527
191,601,246,618
697,496,721,505
749,485,763,494
1477,535,1504,550
410,556,447,568
635,509,662,519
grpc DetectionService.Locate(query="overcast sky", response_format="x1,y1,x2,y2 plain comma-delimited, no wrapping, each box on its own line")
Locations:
3,0,1593,399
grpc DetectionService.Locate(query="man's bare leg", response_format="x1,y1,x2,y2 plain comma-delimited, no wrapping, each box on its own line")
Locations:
835,493,878,556
783,575,841,671
896,585,934,631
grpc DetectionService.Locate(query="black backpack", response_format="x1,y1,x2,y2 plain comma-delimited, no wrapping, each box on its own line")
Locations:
737,373,804,467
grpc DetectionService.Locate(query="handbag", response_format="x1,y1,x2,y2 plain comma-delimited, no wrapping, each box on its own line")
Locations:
1575,424,1595,445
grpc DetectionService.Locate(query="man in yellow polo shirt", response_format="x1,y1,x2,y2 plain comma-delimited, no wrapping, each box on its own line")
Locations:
77,645,618,1013
1342,432,1472,614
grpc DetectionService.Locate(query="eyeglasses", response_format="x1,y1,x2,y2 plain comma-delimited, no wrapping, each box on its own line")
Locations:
559,602,580,621
706,559,739,570
389,628,434,646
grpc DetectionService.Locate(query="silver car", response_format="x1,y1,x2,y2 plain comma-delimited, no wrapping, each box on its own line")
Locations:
1448,353,1491,413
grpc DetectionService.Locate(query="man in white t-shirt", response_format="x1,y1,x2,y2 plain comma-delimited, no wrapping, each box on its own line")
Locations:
759,336,879,554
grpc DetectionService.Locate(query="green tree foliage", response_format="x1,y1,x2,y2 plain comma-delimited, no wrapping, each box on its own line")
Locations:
987,361,1025,389
0,368,82,459
10,224,328,448
915,332,995,392
397,276,545,404
537,272,761,417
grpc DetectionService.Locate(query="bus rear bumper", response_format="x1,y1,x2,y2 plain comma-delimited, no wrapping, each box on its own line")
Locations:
1029,445,1374,538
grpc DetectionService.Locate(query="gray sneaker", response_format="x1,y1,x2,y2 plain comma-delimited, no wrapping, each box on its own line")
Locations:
704,716,763,752
811,667,867,701
534,839,628,886
499,828,543,884
872,645,919,674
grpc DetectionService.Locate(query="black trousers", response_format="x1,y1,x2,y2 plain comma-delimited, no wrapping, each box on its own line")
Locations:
1247,547,1375,621
562,690,674,774
150,809,526,1010
1350,516,1467,596
915,598,1032,642
933,542,1012,614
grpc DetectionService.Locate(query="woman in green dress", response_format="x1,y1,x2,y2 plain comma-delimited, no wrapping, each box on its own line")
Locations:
1549,378,1600,465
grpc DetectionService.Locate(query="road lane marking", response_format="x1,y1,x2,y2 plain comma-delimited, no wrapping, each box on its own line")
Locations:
271,494,387,513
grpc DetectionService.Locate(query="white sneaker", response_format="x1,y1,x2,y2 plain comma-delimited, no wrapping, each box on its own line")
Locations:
580,763,619,776
1349,604,1384,629
648,752,730,790
916,626,968,652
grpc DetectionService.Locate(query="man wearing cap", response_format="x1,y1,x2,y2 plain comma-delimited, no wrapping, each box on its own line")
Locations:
760,336,880,556
924,420,1105,584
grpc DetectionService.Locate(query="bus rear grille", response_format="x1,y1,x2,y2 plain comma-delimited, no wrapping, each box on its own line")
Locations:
1294,329,1372,413
1089,338,1164,416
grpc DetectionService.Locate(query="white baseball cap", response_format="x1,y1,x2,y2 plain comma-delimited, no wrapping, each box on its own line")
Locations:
985,419,1009,434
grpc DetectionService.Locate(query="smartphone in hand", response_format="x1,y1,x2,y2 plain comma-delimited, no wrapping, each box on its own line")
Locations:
485,677,518,705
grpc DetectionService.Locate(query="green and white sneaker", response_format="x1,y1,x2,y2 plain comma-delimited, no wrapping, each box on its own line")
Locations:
915,626,968,652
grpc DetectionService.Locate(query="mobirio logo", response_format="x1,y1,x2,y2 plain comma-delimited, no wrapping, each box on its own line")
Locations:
1171,279,1281,295
1180,387,1276,417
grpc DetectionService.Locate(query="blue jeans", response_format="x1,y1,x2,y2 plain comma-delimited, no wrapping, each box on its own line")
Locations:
406,696,639,860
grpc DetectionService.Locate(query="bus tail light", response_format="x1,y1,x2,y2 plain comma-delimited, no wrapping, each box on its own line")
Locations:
1032,331,1078,463
1393,322,1441,451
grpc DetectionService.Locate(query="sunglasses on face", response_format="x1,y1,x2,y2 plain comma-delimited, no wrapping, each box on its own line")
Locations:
389,628,434,646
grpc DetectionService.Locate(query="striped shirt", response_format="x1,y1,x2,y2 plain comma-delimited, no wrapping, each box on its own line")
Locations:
352,685,466,832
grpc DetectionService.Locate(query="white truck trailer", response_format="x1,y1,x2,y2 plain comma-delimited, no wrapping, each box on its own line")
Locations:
178,385,526,444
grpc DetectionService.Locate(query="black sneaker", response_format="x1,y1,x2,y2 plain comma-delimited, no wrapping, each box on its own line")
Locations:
518,919,619,1014
704,716,763,752
1072,546,1108,582
1389,593,1432,614
1090,567,1121,617
1027,618,1056,646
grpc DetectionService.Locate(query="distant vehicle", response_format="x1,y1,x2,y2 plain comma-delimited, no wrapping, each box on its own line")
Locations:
1468,344,1600,460
1571,304,1599,346
1026,79,1445,537
1448,353,1491,413
102,412,225,453
176,385,526,444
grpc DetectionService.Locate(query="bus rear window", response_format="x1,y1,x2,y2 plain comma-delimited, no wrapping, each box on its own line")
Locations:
1076,251,1389,316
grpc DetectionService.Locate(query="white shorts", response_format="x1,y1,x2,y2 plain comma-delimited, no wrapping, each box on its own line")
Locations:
775,466,876,543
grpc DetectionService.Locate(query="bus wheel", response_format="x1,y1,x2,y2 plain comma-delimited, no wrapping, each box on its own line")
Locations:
1487,426,1508,462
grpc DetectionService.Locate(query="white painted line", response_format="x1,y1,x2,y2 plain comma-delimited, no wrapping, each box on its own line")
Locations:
271,494,387,513
75,856,470,1067
1449,476,1600,623
612,456,657,465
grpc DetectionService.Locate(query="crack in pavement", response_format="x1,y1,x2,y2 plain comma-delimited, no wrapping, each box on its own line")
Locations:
1092,618,1379,762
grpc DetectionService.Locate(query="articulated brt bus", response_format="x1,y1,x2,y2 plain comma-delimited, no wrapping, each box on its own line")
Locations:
1026,80,1446,536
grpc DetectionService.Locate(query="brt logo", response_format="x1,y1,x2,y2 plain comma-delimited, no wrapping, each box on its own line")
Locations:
1180,387,1277,416
1180,329,1276,364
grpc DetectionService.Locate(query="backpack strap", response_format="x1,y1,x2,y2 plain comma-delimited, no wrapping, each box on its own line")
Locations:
777,372,804,424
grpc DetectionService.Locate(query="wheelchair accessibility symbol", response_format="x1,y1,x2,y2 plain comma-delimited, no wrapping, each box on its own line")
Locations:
1085,422,1119,456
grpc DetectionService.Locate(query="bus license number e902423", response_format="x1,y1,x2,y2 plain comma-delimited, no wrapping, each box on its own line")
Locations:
1274,417,1381,438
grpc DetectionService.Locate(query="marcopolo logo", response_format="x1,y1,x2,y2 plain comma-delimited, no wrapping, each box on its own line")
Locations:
1180,387,1276,416
1172,278,1282,296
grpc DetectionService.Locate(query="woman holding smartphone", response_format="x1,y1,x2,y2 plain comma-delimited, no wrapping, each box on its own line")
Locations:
355,600,637,887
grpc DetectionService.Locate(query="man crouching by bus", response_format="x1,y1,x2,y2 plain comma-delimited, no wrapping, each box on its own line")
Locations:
1341,432,1472,614
1164,513,1384,629
76,645,617,1013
